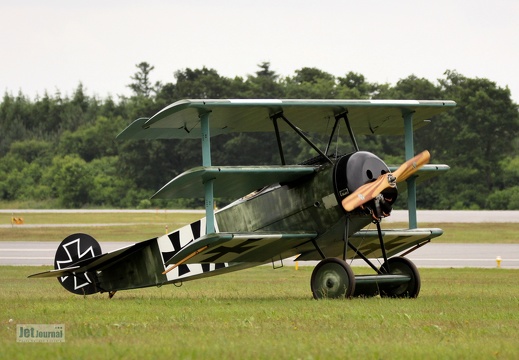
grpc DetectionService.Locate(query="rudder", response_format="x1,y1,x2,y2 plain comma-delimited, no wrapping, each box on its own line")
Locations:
54,233,102,295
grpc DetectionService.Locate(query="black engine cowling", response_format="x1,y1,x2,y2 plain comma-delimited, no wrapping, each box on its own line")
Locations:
334,151,398,217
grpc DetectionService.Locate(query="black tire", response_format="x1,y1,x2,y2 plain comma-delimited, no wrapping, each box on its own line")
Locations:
311,258,356,299
380,257,421,298
54,233,102,295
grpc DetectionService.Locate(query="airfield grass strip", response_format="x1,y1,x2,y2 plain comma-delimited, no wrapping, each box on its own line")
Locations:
382,222,519,243
0,224,184,242
0,212,203,242
2,211,203,225
1,266,518,359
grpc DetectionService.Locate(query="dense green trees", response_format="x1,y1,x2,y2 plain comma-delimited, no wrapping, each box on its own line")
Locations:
0,62,517,209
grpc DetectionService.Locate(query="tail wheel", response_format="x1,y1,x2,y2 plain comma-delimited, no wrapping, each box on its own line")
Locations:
380,256,421,298
54,233,102,295
311,258,356,299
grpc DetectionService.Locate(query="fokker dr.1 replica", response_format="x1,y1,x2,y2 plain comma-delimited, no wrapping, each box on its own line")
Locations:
31,99,455,299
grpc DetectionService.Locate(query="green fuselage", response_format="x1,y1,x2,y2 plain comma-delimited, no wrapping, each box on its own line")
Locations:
215,162,371,261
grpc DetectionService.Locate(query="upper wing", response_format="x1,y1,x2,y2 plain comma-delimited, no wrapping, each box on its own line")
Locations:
153,165,316,199
117,99,456,140
164,231,318,266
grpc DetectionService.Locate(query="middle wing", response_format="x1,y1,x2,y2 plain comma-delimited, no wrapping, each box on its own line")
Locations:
153,165,316,199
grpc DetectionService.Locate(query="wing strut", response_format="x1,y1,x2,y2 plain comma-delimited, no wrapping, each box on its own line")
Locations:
404,111,418,229
336,111,359,152
272,112,333,164
201,111,215,233
271,114,286,165
324,111,359,158
324,116,340,156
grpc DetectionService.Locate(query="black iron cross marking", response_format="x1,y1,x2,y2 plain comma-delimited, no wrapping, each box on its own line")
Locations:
202,239,258,263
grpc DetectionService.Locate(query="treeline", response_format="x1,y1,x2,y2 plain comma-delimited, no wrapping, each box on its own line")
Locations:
1,62,518,209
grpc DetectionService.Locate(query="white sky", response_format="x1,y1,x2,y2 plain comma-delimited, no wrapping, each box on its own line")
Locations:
1,0,518,103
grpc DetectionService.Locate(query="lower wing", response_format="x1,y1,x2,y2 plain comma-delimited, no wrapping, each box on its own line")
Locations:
295,228,443,261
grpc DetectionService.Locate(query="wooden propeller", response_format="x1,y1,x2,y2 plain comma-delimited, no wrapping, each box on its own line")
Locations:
341,150,430,212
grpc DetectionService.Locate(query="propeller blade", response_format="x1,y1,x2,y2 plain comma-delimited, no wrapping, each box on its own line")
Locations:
341,150,430,212
392,150,430,182
341,173,395,212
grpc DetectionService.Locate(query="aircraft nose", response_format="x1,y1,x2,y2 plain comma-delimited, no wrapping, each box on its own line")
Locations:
334,151,385,198
333,151,398,217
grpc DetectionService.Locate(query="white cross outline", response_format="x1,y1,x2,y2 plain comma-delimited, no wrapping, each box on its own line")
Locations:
56,237,96,290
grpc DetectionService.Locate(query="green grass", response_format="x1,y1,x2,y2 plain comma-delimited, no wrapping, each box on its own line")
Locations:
383,222,519,243
1,266,518,359
3,211,203,225
2,211,517,358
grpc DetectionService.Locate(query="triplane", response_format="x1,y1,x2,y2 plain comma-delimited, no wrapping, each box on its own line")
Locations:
30,99,456,299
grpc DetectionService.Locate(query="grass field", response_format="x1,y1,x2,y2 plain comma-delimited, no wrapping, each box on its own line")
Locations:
0,212,203,242
1,211,518,358
1,265,518,359
1,210,518,243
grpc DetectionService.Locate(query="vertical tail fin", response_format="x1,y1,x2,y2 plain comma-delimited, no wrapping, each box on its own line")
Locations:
54,233,102,295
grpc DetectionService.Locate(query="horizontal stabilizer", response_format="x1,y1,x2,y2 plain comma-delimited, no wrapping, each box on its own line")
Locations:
153,165,316,199
28,240,153,279
29,266,81,279
165,231,317,265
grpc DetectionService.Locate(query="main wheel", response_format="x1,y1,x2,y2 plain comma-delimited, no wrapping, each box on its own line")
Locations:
54,233,102,295
379,256,421,298
311,258,356,299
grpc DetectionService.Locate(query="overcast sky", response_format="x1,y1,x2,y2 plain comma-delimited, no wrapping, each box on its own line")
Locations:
2,0,518,103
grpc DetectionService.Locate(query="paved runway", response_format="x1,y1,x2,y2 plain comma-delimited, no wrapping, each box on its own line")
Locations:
2,241,518,269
